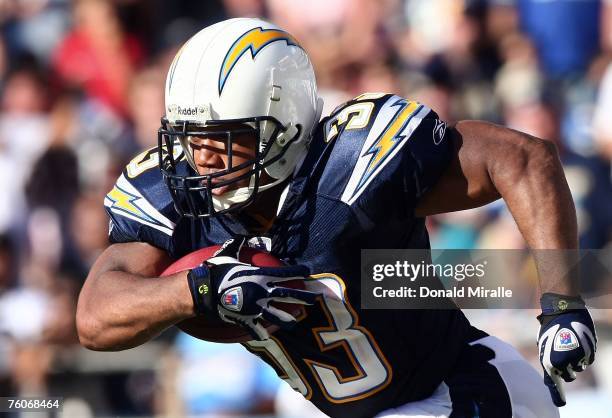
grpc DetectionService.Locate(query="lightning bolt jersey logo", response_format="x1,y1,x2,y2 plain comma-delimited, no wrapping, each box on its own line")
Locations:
340,96,430,205
357,100,421,192
106,185,157,225
219,27,299,94
104,174,175,236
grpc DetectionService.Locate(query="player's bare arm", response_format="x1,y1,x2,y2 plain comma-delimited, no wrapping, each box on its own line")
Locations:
76,242,193,351
416,120,595,407
415,120,578,296
77,238,318,351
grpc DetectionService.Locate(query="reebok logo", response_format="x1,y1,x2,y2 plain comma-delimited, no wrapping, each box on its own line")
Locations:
433,120,446,145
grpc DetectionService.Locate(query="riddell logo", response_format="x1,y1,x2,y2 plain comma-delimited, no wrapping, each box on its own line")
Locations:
167,104,211,121
177,106,198,116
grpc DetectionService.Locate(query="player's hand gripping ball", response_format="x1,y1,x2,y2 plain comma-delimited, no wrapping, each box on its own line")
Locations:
161,237,316,342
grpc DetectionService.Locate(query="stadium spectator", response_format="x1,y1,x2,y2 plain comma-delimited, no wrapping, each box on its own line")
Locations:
52,0,144,117
516,0,602,79
123,66,166,152
593,61,612,162
0,64,51,234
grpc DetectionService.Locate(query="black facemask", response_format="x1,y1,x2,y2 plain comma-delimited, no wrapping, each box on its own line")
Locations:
158,116,298,218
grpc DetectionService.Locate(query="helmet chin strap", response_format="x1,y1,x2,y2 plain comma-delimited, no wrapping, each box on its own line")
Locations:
211,175,286,212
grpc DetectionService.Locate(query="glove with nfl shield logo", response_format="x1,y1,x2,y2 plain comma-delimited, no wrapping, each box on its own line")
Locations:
537,292,597,407
187,236,319,340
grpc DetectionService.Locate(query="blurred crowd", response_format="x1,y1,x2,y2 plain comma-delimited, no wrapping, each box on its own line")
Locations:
0,0,611,417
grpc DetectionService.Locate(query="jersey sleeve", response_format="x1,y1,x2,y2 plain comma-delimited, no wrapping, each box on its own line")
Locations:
104,147,179,252
403,109,453,201
325,94,454,210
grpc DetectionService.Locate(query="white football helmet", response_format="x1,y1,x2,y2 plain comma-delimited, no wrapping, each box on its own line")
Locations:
158,18,323,217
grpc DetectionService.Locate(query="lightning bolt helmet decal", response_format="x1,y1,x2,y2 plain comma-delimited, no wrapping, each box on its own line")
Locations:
218,27,299,95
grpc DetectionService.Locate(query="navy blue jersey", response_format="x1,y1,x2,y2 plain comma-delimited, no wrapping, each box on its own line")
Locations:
104,93,472,418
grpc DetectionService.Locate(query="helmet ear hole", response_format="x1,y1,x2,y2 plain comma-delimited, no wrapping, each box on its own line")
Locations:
264,123,303,180
276,124,299,146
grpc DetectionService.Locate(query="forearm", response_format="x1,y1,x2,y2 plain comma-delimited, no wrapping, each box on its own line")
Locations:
77,269,194,351
77,242,196,351
476,122,579,295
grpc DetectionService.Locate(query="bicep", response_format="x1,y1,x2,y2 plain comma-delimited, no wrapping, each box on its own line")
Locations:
414,121,505,217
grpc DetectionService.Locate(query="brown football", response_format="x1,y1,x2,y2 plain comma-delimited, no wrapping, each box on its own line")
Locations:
161,245,305,343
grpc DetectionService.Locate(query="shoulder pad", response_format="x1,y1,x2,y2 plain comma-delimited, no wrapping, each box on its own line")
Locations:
104,146,180,247
319,94,435,204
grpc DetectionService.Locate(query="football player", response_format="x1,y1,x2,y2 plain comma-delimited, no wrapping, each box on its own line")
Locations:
76,18,596,418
